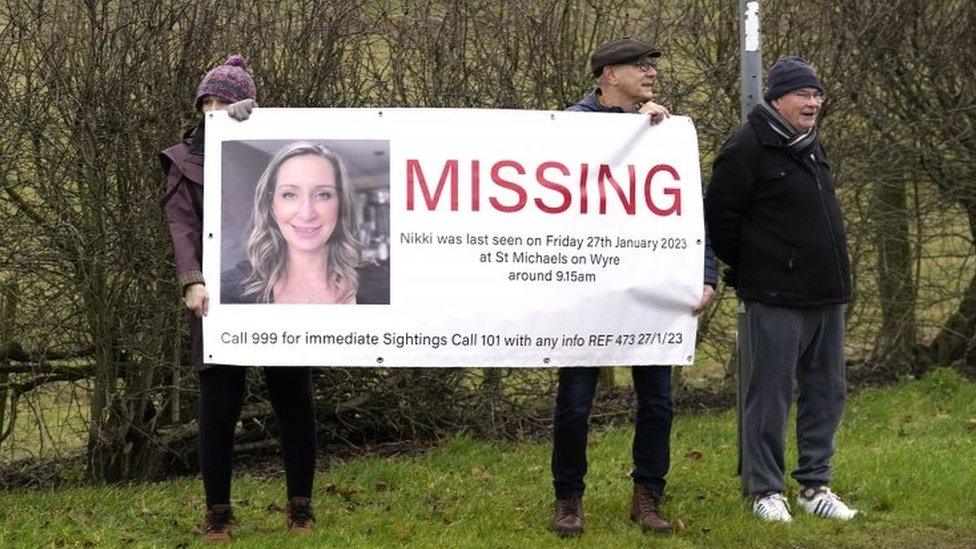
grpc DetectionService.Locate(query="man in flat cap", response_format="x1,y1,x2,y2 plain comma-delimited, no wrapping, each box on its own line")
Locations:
705,56,858,522
549,36,718,537
566,37,670,122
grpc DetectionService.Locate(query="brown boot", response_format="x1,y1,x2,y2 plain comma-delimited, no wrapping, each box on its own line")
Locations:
286,496,316,532
630,485,671,533
551,493,583,537
202,504,234,543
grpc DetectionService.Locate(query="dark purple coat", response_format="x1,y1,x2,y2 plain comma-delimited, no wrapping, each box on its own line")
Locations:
160,136,209,370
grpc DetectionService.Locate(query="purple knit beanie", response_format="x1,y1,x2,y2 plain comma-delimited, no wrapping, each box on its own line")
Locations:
763,56,823,102
194,54,257,111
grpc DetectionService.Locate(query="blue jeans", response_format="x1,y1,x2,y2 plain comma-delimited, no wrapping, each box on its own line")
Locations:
551,366,673,500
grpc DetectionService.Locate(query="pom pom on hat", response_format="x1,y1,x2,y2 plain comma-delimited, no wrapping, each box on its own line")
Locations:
224,54,247,68
194,54,257,111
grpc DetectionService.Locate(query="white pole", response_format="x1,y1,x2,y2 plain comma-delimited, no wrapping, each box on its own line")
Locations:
736,0,762,484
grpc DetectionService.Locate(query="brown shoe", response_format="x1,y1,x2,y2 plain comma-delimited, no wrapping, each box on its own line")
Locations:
551,493,583,537
202,504,234,543
630,485,671,533
286,496,316,532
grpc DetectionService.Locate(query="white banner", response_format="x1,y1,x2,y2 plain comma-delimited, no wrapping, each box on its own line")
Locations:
203,108,705,367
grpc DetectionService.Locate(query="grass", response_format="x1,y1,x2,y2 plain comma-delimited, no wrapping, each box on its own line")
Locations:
2,368,975,548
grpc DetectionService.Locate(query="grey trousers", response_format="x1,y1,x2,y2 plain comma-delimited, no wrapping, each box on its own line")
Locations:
741,301,847,495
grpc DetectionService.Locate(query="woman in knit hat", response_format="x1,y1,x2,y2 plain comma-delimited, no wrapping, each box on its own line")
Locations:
160,54,317,542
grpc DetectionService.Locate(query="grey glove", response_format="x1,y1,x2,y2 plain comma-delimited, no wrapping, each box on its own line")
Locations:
226,98,257,121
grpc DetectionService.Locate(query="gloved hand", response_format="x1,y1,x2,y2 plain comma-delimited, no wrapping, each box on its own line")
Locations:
226,98,257,121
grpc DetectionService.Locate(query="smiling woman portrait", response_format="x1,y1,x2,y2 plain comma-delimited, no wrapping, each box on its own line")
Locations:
221,141,389,305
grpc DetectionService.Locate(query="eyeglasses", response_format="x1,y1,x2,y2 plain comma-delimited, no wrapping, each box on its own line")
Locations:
792,91,825,103
628,60,657,73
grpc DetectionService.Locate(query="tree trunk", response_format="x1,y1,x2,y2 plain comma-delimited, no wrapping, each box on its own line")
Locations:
872,176,917,373
0,283,16,448
924,199,976,368
84,258,123,482
482,368,502,396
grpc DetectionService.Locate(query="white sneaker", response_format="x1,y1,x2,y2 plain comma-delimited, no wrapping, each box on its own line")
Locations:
753,492,793,522
796,486,858,520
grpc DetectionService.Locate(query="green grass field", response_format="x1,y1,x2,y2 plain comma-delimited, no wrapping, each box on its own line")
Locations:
2,367,975,548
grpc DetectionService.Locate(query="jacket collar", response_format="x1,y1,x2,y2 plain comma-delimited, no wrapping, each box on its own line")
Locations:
747,106,791,148
746,105,824,173
185,149,203,166
579,89,627,113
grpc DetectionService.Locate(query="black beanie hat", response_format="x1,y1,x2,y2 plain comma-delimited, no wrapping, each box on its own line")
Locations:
763,56,823,102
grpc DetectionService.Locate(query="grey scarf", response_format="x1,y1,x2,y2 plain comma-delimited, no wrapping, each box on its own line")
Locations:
757,100,818,155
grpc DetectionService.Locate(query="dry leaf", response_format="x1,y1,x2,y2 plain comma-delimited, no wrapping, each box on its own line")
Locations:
471,467,493,479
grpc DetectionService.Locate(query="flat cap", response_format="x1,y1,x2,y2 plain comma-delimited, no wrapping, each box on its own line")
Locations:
590,37,661,77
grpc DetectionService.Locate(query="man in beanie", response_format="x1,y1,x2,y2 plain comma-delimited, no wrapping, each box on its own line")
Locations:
549,37,718,537
704,56,858,522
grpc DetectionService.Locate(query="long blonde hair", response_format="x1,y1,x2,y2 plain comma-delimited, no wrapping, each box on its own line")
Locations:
241,141,361,303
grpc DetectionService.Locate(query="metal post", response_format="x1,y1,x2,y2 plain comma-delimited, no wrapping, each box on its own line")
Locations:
736,0,762,484
739,0,763,118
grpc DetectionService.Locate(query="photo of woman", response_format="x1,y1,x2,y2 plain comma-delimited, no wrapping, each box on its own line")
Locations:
221,141,390,304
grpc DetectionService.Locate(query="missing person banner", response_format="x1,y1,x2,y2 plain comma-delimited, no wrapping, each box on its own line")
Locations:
203,108,705,367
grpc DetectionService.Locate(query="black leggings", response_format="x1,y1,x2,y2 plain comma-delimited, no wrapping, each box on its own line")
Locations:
198,366,316,507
